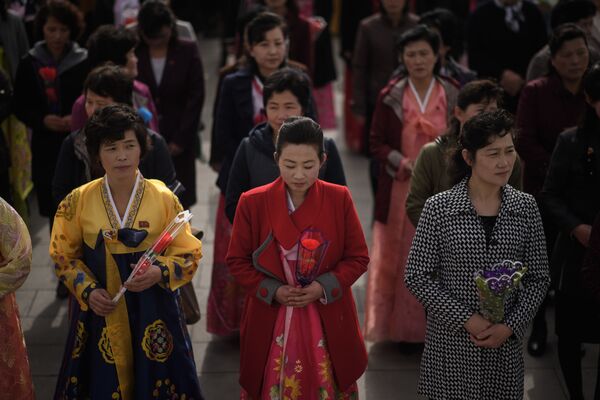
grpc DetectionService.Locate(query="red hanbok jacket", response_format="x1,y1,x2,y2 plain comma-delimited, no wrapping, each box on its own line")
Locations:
226,177,369,398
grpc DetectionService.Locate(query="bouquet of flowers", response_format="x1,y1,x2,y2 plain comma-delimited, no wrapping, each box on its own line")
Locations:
295,229,329,287
112,210,193,302
474,260,527,323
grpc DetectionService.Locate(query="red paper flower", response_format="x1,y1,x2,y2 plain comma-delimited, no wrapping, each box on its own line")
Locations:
38,66,57,81
301,238,321,251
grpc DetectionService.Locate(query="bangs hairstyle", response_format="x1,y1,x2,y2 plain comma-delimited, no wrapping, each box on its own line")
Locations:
87,25,139,68
138,0,178,42
275,116,325,160
263,67,311,113
84,104,148,162
35,0,84,41
444,79,504,140
84,64,134,105
449,109,515,185
419,8,463,58
245,12,288,47
396,25,441,74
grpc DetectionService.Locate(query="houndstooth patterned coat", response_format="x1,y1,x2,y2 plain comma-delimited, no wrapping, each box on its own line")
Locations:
405,178,550,400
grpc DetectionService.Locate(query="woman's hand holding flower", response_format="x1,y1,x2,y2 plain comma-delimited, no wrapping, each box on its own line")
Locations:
124,264,162,292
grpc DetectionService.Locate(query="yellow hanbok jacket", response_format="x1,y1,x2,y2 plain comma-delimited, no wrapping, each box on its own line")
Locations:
49,175,203,400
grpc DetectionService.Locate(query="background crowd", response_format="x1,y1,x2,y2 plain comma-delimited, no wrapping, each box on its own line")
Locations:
2,0,600,399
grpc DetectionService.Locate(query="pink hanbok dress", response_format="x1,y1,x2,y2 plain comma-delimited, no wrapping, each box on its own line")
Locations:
365,79,448,342
241,193,358,400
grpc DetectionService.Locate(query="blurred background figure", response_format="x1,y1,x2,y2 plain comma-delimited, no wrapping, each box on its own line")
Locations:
467,0,547,112
541,62,600,400
135,0,204,209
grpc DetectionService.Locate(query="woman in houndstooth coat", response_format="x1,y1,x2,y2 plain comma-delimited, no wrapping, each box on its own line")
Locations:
405,109,550,399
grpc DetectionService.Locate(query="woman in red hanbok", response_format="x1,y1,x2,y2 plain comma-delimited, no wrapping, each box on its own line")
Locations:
227,117,369,399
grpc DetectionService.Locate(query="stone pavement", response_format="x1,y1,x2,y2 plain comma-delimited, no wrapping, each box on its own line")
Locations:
17,37,598,400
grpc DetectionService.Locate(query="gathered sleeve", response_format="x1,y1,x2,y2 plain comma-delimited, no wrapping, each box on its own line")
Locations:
0,198,31,297
50,189,100,310
155,190,202,291
405,197,473,333
315,188,369,304
504,196,550,339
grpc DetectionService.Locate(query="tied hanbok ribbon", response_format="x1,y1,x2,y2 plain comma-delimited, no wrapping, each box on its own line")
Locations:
474,260,527,323
405,114,440,140
112,210,193,302
38,66,59,113
494,0,524,32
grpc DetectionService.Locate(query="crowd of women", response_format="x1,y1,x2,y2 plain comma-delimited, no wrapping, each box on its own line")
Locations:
2,0,600,399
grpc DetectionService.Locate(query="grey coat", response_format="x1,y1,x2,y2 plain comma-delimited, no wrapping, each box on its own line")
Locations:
405,178,550,399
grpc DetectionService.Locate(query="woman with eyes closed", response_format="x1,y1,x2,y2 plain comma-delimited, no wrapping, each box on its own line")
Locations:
226,116,368,400
364,24,459,344
49,103,203,399
405,109,549,400
224,67,346,225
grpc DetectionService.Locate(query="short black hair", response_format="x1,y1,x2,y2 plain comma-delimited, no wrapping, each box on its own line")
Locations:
549,23,589,57
263,67,311,113
84,65,134,105
450,109,515,185
87,25,138,68
138,0,178,42
396,25,441,74
550,0,597,29
457,80,504,110
85,104,148,162
275,116,325,160
245,12,288,47
419,8,459,54
257,0,299,16
35,0,84,41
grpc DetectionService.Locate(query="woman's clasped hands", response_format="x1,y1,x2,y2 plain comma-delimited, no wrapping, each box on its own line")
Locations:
275,281,324,308
465,313,513,349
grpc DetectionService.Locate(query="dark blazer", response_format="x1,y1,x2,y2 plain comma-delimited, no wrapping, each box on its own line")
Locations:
226,177,369,398
136,38,204,207
211,66,317,194
516,74,586,197
541,126,600,341
52,129,179,204
467,0,547,80
225,122,346,223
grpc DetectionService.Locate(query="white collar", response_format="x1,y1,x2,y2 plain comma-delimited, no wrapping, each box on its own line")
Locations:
103,171,141,229
408,78,436,114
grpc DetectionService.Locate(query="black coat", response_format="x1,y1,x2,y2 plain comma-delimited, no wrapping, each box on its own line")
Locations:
211,67,317,194
224,122,346,223
52,129,179,205
13,42,88,217
541,126,600,341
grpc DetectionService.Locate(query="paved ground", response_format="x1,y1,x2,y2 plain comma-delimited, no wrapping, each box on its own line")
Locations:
17,37,599,399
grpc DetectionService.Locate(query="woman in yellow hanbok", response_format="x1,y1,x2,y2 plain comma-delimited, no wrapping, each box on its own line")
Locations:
50,104,203,400
0,196,34,398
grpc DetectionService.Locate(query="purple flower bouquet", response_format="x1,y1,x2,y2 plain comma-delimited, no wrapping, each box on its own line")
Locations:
474,260,527,323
